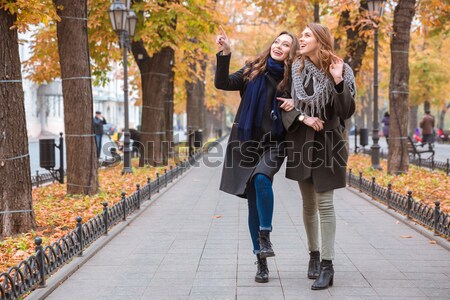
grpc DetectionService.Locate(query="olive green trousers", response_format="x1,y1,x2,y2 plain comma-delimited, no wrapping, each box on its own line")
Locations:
298,180,335,260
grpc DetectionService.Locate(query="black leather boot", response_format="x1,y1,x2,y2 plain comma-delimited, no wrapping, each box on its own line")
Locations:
308,251,320,279
311,260,334,290
258,230,275,258
255,254,269,283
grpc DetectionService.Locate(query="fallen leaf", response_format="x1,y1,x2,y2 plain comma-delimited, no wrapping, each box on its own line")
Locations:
212,215,222,219
429,240,437,244
395,221,400,224
12,250,27,260
400,235,413,238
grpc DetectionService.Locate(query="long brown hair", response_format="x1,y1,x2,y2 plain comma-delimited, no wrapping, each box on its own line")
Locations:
297,23,335,78
243,31,299,91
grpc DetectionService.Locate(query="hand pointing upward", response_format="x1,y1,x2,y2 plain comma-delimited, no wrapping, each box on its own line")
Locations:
216,25,231,55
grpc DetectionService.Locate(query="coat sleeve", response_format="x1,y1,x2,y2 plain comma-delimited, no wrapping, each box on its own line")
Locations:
214,52,246,91
281,109,302,132
280,76,302,132
332,83,355,120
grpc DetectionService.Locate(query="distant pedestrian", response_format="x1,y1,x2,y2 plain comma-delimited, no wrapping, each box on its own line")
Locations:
381,111,390,140
419,109,435,147
93,111,106,158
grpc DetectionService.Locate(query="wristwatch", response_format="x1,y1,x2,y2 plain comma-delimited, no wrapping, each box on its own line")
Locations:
298,114,306,123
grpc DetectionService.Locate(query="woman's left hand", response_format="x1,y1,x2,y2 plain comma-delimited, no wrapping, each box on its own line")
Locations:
329,54,344,84
277,97,295,111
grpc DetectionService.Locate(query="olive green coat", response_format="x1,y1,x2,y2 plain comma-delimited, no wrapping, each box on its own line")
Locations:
282,80,355,193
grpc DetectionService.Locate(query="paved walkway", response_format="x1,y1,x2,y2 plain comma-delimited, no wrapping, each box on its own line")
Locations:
39,145,450,299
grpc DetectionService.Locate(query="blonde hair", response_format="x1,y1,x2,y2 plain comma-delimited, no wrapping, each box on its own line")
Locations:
243,31,299,91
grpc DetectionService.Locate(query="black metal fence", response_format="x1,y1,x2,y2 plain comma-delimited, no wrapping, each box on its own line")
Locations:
360,148,450,176
31,170,59,188
0,150,206,300
347,169,450,238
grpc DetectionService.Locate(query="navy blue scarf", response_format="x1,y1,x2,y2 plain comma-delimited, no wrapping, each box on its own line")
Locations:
237,57,285,141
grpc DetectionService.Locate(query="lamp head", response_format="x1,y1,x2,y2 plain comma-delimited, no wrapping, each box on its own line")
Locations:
367,0,386,18
126,9,138,37
108,0,127,32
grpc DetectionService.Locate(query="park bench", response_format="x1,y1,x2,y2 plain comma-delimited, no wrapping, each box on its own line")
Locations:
407,136,435,160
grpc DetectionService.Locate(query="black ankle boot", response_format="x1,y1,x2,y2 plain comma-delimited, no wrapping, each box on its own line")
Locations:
255,254,269,283
311,260,334,290
258,230,275,258
308,251,320,279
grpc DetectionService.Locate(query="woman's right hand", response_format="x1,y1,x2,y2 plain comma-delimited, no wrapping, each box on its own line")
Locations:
303,116,324,132
277,97,295,111
216,26,231,55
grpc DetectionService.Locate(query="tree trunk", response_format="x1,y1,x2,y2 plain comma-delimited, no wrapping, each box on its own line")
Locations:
314,1,320,23
54,0,99,195
409,105,418,136
423,101,430,113
335,2,370,146
186,56,207,142
0,9,36,235
367,84,373,134
388,0,416,174
131,41,173,166
165,65,174,161
438,104,449,130
355,110,363,129
341,1,370,77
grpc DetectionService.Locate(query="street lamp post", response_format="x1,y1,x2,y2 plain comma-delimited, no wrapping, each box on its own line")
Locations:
367,0,385,170
108,0,137,174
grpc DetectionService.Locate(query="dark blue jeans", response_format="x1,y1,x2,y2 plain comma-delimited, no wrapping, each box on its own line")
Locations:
247,173,274,254
95,134,103,158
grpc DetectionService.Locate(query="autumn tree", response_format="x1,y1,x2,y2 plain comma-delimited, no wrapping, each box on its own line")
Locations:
388,0,448,174
0,0,59,235
131,0,222,165
407,0,450,135
52,0,99,194
387,0,417,174
23,0,117,194
26,0,221,167
0,6,36,235
408,31,450,135
185,52,207,136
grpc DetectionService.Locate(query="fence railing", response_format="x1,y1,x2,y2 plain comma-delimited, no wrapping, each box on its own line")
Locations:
31,170,60,188
359,148,450,176
347,169,450,239
0,147,212,300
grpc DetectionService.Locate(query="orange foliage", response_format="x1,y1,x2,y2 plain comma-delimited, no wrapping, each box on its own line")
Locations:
348,154,450,214
0,159,178,274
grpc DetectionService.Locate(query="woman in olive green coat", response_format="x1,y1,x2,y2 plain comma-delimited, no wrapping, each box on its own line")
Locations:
278,23,356,290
